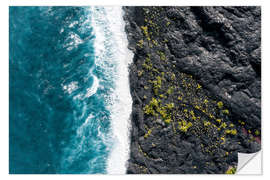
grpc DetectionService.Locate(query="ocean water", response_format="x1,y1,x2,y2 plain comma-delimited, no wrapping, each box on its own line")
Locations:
9,6,133,174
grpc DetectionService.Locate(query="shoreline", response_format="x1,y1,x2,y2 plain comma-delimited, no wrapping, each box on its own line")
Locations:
101,7,133,174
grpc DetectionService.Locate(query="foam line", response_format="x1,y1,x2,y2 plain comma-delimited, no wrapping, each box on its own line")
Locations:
85,75,99,98
105,7,133,174
91,6,133,174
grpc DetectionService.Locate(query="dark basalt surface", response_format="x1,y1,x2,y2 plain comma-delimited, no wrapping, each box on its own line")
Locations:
123,6,261,174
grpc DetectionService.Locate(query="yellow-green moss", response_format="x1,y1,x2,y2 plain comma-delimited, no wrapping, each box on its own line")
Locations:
157,76,162,85
143,97,175,124
209,114,215,119
137,39,144,48
171,73,176,80
157,51,166,61
151,76,162,95
226,167,236,174
178,120,193,132
144,104,155,116
161,72,165,77
142,63,152,71
150,98,158,107
221,136,226,144
144,129,152,138
222,109,229,115
156,106,167,119
167,86,174,95
141,26,150,41
255,130,260,136
216,119,222,123
164,118,172,124
152,40,158,46
220,122,227,129
142,56,153,71
166,103,174,110
229,123,234,127
204,121,211,127
217,101,223,109
144,98,159,116
238,120,245,125
159,94,164,98
225,129,237,135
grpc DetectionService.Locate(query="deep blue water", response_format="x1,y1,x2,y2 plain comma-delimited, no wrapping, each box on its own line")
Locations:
9,7,116,174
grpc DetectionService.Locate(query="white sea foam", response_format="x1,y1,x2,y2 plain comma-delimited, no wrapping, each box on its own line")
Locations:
84,75,99,98
69,21,79,28
63,81,79,94
65,32,84,51
91,6,133,174
77,114,94,136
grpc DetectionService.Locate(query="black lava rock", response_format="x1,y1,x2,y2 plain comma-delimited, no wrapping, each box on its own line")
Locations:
123,6,261,174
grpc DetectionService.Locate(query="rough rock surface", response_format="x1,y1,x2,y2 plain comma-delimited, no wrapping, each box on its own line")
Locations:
123,7,261,174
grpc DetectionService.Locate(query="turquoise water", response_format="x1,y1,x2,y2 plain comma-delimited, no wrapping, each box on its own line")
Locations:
9,6,130,174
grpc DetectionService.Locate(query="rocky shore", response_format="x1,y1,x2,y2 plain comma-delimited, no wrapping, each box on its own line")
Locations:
123,7,261,174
